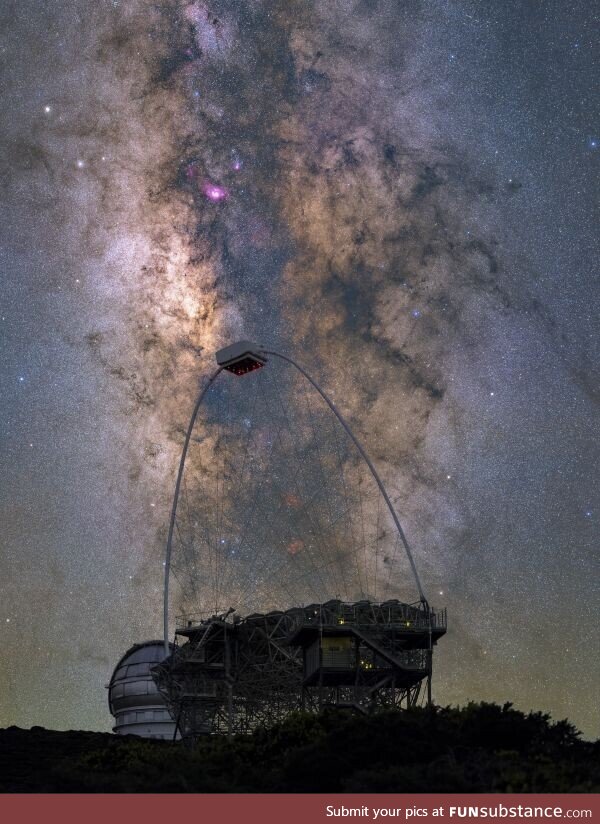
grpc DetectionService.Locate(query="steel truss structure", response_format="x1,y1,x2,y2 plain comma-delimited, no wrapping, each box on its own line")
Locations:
153,599,447,738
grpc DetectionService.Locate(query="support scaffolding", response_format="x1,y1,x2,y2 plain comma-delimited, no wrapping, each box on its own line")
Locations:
153,599,447,738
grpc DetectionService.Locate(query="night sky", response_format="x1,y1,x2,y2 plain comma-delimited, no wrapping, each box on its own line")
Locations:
1,0,598,737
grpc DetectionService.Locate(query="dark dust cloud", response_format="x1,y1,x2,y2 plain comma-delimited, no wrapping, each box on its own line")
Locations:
0,0,598,735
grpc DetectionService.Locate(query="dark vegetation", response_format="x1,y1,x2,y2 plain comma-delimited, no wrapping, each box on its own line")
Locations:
1,702,598,792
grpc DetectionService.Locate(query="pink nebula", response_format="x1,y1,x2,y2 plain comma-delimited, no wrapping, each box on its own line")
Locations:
201,180,229,202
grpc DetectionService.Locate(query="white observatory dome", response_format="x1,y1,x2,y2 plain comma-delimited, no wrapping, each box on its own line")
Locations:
108,640,177,739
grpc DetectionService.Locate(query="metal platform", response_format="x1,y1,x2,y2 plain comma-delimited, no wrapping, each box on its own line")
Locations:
153,599,447,738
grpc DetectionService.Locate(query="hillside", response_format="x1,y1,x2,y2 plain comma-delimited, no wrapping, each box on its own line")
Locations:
1,702,598,792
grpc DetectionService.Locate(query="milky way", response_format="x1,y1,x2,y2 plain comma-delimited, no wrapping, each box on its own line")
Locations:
0,0,598,735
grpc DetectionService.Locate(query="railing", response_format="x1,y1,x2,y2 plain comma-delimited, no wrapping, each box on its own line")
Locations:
176,611,224,630
175,601,447,634
291,601,446,632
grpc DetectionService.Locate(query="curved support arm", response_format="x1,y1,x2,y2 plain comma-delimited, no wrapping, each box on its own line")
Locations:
262,349,428,609
163,346,431,652
163,367,223,653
